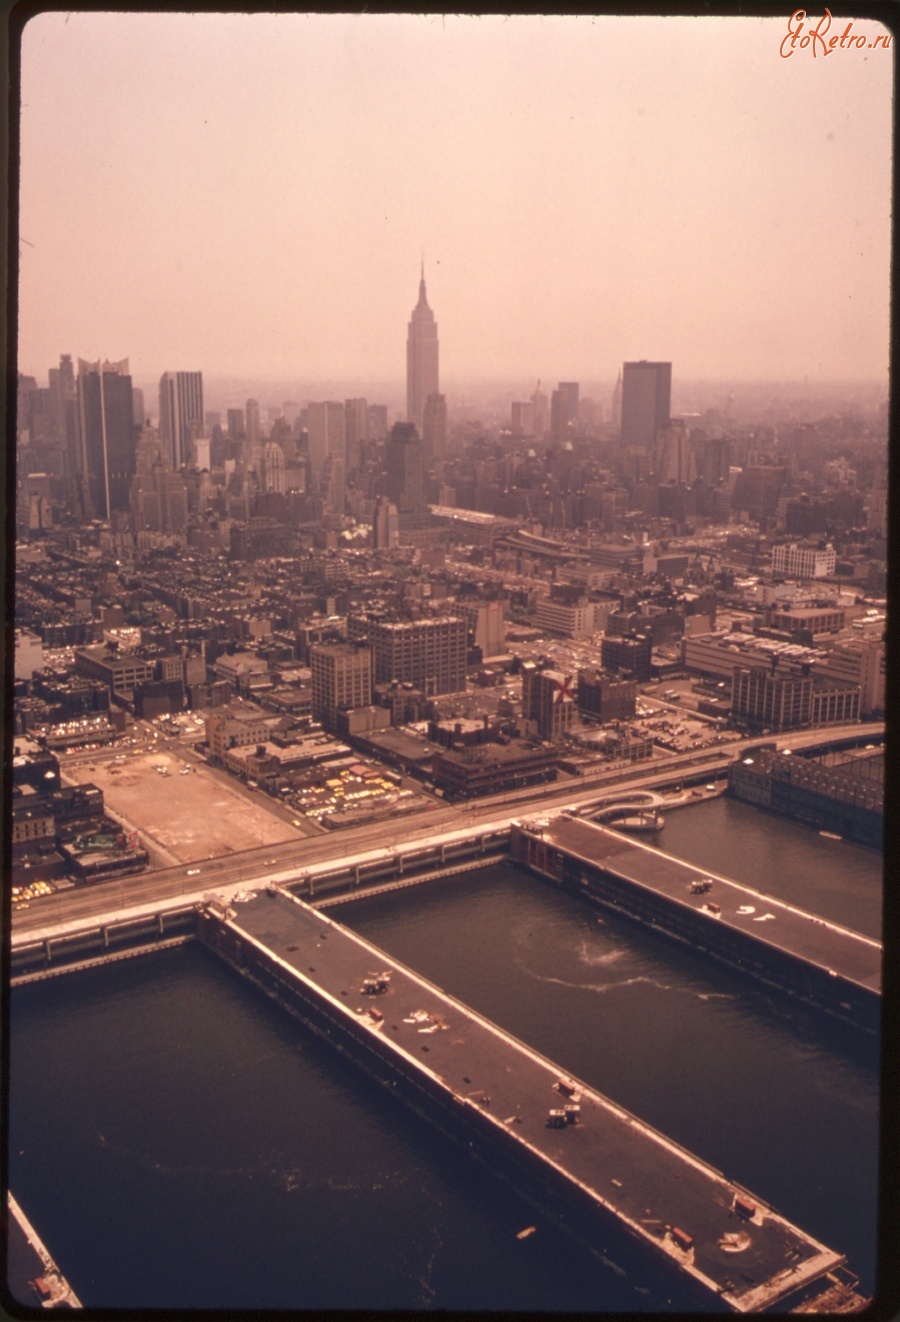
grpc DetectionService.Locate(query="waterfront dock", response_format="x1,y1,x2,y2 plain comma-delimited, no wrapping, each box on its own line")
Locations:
511,815,880,1031
198,885,865,1313
6,1193,81,1310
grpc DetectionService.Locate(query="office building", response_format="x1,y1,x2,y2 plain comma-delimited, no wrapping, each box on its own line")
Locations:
245,399,261,447
261,441,286,494
386,422,426,524
557,382,579,435
371,617,467,696
75,358,136,518
530,381,548,438
814,636,885,717
306,401,345,487
534,597,596,640
372,497,399,549
310,643,373,731
600,630,653,682
344,397,369,473
511,401,534,436
455,600,505,659
576,670,638,723
422,392,447,469
549,389,568,442
771,542,836,580
696,436,731,484
731,661,859,732
226,408,245,441
159,371,204,469
654,419,697,485
406,264,439,434
620,361,671,448
368,404,389,440
521,662,575,741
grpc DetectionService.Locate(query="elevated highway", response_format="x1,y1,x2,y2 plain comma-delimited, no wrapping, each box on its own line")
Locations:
11,722,882,941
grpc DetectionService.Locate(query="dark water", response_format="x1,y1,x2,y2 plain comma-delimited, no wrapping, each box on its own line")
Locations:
8,800,881,1312
653,796,883,939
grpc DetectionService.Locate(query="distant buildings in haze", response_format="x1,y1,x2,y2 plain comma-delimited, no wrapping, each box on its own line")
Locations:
620,360,672,449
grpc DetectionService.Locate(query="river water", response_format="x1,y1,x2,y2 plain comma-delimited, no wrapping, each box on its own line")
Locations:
7,799,882,1311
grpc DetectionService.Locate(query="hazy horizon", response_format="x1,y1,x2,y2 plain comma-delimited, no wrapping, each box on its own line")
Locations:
18,13,892,388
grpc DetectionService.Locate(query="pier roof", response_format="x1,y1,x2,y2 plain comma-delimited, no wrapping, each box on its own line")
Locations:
538,816,881,994
219,888,846,1313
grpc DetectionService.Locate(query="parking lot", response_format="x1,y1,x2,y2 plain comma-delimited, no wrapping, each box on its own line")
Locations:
62,747,302,865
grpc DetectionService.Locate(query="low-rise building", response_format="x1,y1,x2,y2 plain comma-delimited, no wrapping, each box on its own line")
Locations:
771,542,836,579
432,739,558,799
533,597,596,640
731,662,860,732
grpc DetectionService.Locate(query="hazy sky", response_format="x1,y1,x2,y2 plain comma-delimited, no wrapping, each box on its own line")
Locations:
18,12,893,392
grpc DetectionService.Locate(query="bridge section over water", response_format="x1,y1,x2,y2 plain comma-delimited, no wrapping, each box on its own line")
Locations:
511,816,880,1031
197,886,864,1314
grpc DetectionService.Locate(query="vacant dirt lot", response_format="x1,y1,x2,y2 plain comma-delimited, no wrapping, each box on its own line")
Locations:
63,749,300,865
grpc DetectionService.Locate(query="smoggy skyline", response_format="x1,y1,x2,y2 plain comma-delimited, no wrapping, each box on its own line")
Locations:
18,12,892,388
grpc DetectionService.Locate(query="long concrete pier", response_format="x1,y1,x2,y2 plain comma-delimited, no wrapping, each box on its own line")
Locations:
510,815,880,1032
6,1193,82,1309
196,885,866,1314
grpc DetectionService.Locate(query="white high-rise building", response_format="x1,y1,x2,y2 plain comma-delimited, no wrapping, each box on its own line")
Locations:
159,371,204,469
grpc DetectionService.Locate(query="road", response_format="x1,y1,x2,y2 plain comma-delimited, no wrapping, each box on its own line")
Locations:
12,721,882,937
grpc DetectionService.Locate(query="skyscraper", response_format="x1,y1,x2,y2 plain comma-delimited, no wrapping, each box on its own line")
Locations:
245,398,261,446
386,421,425,525
530,381,548,438
521,662,575,741
620,361,671,449
422,392,447,469
654,419,697,485
406,263,439,434
306,401,345,488
372,496,400,549
159,371,204,469
344,397,369,474
261,441,286,494
559,382,580,428
76,358,136,518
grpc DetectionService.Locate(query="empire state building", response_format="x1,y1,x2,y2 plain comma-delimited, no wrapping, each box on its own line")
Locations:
406,264,439,435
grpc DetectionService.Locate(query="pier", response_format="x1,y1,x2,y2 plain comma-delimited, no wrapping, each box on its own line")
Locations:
6,1193,82,1310
196,885,867,1314
510,815,880,1031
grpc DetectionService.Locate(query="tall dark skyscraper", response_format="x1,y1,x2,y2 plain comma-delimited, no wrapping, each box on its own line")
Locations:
406,263,439,435
76,358,136,518
386,421,425,525
159,371,204,469
620,361,671,449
